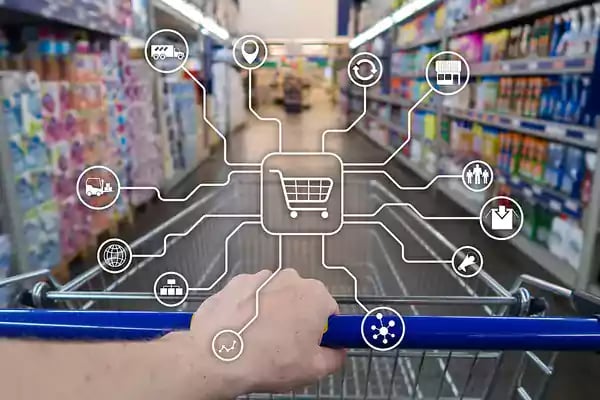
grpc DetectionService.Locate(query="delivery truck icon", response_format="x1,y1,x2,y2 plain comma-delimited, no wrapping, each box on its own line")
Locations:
150,45,186,61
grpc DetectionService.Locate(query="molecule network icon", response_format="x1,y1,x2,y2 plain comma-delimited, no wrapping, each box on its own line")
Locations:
371,312,396,345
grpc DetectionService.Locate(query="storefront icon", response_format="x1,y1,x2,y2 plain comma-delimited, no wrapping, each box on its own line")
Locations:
435,60,462,86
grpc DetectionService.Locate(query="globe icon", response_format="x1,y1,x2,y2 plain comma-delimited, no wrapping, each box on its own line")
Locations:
103,244,127,269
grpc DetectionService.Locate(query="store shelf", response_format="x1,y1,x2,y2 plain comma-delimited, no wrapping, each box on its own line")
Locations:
444,107,598,150
391,71,421,79
451,0,583,37
470,56,595,77
1,0,127,36
368,93,439,113
395,33,442,51
386,146,434,182
356,124,434,183
438,180,577,286
497,172,584,218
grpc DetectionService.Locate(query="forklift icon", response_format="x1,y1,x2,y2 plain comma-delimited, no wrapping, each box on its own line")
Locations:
85,177,114,197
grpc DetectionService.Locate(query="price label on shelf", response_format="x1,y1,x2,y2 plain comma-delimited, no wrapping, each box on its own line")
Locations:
549,200,562,212
527,61,538,71
531,0,548,9
532,185,542,196
523,188,534,198
545,124,566,137
565,200,579,213
584,133,597,145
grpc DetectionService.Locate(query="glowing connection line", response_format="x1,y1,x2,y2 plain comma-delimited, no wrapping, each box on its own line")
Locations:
345,220,453,264
344,88,433,167
183,66,261,167
188,221,260,292
131,214,260,259
238,235,283,334
248,71,283,153
321,236,369,314
121,170,259,202
345,170,461,191
346,203,480,220
321,86,367,152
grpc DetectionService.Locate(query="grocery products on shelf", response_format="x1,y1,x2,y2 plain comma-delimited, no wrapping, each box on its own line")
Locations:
395,1,446,48
1,0,134,37
448,3,600,63
127,60,163,206
347,0,600,284
391,45,441,75
2,71,61,270
162,78,200,173
445,74,597,127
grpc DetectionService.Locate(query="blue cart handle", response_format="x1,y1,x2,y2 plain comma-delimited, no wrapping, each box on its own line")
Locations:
1,310,600,351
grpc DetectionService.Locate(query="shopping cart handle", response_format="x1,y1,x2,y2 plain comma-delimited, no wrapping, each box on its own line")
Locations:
571,290,600,316
1,311,600,351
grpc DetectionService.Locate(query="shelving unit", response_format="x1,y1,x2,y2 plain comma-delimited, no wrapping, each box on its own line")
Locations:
0,0,130,37
444,107,598,149
345,0,600,290
0,0,229,278
469,56,595,76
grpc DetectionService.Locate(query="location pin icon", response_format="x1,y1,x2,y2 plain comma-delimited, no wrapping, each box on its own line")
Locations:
241,40,259,64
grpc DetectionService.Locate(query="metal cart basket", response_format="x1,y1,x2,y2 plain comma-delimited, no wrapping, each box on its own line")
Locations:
1,176,599,400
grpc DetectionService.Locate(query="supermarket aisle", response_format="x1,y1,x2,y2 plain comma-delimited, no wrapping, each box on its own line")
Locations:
122,95,597,399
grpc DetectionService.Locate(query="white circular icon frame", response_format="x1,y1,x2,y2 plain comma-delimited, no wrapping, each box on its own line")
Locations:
451,246,484,279
462,160,494,193
76,165,121,211
232,34,268,70
479,196,525,241
425,51,471,96
153,272,190,308
360,306,406,352
144,29,190,74
97,238,133,275
347,52,384,88
212,329,245,362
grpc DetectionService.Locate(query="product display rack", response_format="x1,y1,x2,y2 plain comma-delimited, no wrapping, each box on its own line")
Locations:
0,0,215,278
346,0,600,292
1,0,131,38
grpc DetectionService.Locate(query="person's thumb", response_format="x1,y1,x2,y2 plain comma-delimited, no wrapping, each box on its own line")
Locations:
312,347,346,379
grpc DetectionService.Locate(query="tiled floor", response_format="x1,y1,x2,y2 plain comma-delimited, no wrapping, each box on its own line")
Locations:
107,91,596,399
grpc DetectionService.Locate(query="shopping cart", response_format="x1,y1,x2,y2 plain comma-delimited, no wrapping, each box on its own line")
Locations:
1,176,600,400
270,169,333,219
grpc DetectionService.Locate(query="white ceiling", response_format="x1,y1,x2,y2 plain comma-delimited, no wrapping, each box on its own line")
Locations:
236,0,338,40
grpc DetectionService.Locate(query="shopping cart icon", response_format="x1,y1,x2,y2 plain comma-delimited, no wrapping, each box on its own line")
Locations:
270,169,333,219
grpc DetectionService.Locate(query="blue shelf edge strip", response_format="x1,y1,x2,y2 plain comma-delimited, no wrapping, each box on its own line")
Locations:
447,108,597,149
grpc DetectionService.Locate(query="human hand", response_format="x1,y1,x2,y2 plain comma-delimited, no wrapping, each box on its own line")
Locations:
189,269,345,395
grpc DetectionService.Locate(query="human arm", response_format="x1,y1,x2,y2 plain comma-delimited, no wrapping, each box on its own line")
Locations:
1,269,345,399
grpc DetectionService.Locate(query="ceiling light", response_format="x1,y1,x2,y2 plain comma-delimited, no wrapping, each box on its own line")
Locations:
350,0,438,49
157,0,230,41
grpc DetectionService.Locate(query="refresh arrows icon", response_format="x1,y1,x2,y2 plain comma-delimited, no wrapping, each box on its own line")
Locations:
353,58,378,81
347,52,383,87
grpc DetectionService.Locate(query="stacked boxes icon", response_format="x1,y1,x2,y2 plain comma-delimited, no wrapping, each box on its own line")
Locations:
159,279,184,296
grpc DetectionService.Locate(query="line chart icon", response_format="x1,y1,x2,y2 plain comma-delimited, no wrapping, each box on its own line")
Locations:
212,329,244,362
